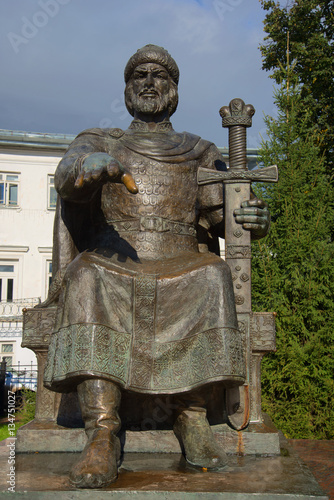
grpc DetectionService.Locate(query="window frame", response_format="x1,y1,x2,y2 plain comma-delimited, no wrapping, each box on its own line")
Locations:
0,260,18,302
0,172,20,208
46,259,53,296
47,174,57,210
0,342,15,368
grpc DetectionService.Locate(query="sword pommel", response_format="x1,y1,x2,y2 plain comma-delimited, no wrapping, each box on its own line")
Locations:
219,99,255,170
220,98,255,129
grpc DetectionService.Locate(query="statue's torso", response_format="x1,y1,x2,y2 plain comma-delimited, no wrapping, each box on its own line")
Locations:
98,133,201,259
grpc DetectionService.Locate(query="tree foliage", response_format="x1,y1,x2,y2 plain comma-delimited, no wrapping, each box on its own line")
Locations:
259,0,334,170
252,68,334,439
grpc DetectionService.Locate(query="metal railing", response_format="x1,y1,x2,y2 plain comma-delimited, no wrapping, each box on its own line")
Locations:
0,298,41,320
0,298,41,337
3,362,38,392
0,321,22,337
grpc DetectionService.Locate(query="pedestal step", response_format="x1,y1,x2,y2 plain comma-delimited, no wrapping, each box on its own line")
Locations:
16,419,280,456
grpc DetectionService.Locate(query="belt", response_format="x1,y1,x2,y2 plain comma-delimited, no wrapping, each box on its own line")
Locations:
107,216,196,237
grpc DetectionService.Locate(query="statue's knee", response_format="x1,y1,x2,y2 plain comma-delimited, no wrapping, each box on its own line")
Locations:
64,254,98,286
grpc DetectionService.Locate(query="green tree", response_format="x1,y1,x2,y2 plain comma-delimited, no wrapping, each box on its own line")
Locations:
252,68,334,439
259,0,334,171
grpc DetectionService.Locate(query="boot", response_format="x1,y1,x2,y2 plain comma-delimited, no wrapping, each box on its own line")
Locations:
69,379,121,489
173,390,228,470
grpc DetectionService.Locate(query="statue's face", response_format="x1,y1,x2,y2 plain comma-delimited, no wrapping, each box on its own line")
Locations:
130,63,170,116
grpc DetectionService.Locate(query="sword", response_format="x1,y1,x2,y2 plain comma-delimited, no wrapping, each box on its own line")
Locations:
198,98,278,429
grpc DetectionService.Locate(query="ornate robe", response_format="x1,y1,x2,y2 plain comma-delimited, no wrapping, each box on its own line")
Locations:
44,123,246,394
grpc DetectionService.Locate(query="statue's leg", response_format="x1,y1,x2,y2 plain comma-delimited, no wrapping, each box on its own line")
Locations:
69,379,121,488
173,389,228,469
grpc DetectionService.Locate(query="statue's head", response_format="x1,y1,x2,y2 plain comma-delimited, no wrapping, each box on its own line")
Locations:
124,44,179,118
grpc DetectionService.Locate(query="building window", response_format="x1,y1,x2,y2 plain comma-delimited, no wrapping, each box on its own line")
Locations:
46,260,52,293
48,175,57,209
1,343,14,368
0,262,16,302
0,173,19,207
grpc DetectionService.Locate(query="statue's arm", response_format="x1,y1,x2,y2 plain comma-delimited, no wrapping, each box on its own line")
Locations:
197,144,270,241
197,144,226,239
54,131,104,202
55,130,137,203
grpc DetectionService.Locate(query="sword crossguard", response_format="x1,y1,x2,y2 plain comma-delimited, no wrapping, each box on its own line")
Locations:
197,165,278,186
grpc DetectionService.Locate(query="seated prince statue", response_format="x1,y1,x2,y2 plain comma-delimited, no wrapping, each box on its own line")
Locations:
43,44,270,488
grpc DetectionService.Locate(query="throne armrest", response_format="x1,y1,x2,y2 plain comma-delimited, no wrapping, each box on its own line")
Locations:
22,306,57,351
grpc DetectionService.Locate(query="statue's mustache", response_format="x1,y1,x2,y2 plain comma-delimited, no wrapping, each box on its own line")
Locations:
138,89,159,97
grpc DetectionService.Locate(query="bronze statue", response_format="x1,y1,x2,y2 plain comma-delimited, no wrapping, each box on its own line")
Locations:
43,45,270,488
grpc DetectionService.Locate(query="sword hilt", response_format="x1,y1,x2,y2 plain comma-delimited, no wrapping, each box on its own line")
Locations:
219,98,255,170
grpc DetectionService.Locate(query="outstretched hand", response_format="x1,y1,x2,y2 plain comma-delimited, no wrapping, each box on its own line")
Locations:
234,198,270,239
74,153,138,194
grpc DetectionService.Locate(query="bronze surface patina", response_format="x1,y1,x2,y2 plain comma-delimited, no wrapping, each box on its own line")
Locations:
42,45,271,488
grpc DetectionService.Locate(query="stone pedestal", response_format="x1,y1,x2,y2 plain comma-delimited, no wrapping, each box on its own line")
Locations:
0,434,328,499
17,413,280,455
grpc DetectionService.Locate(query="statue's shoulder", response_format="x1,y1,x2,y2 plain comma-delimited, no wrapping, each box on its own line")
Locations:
105,128,125,139
181,131,215,155
75,127,125,140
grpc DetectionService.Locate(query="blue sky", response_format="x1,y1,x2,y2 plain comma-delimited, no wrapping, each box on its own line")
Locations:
0,0,276,148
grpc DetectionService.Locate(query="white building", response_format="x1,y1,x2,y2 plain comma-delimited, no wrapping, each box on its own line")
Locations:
0,129,74,369
0,128,259,369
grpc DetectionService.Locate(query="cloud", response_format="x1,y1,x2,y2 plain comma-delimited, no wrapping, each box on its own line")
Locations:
166,1,222,54
0,0,275,146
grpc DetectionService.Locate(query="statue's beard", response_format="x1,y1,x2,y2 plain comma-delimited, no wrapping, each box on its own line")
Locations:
130,92,169,116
